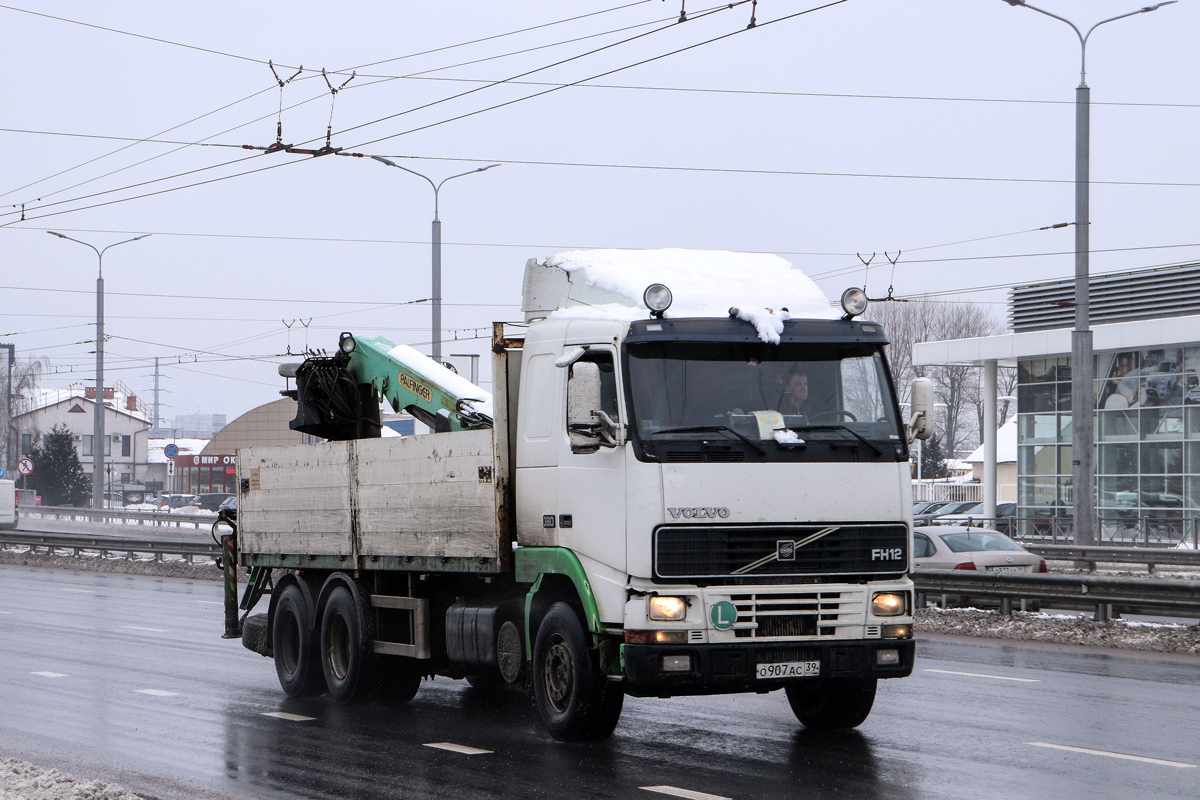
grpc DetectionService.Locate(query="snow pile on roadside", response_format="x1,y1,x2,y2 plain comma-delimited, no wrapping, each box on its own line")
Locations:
0,758,141,800
915,607,1200,655
0,547,220,582
546,249,836,342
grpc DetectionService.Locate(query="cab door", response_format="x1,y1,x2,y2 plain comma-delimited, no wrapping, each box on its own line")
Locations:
555,345,627,580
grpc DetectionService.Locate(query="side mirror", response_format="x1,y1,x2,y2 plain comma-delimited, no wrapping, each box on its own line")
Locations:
908,377,933,442
567,362,623,451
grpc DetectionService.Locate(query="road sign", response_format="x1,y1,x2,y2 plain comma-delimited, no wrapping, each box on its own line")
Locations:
167,461,175,477
164,443,179,459
18,458,33,475
0,468,5,479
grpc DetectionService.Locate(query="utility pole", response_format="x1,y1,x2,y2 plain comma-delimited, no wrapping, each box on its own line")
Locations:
152,357,162,436
1001,0,1177,547
369,156,500,364
1,343,13,475
47,231,151,509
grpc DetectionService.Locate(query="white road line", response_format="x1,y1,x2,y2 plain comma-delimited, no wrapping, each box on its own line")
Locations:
261,711,315,722
923,668,1041,683
120,625,168,633
423,742,493,756
640,787,731,800
1029,742,1197,768
134,689,178,697
195,600,224,605
31,671,67,678
61,588,95,594
0,610,11,614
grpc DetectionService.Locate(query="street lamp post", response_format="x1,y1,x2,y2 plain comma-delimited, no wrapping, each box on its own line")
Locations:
369,157,500,365
1002,0,1176,547
47,231,151,510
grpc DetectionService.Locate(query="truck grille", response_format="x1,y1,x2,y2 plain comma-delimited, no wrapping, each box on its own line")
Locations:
654,523,907,580
731,591,846,639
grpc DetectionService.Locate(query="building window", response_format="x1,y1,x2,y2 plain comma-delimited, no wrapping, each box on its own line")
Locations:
120,472,130,483
82,435,92,456
20,433,32,454
121,435,131,457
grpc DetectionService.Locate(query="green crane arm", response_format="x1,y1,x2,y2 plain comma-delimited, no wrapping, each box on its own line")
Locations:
344,334,492,433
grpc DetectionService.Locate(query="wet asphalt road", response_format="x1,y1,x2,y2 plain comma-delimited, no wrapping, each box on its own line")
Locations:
1,564,1197,800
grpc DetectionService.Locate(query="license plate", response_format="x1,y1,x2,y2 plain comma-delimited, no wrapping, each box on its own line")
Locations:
990,566,1024,573
756,660,820,679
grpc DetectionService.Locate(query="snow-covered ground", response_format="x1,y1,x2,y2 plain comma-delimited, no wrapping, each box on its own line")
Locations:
0,758,140,800
915,607,1200,655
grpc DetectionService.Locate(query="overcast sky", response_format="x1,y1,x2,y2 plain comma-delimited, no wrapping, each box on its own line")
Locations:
2,0,1196,425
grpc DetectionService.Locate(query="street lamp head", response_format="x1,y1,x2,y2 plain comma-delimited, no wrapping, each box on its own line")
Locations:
1003,0,1026,5
370,155,399,168
476,164,501,173
1141,1,1177,11
46,231,68,239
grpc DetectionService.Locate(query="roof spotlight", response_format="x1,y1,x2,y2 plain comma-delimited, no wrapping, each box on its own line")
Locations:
840,287,868,319
643,283,673,318
339,332,357,354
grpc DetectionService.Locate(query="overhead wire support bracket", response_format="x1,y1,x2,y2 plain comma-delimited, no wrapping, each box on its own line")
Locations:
322,68,356,150
268,60,304,150
867,251,908,303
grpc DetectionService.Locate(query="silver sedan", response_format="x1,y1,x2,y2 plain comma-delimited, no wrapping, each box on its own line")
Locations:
912,526,1047,573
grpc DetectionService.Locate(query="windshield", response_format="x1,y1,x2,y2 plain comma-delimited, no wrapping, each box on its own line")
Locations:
625,340,905,462
939,532,1025,553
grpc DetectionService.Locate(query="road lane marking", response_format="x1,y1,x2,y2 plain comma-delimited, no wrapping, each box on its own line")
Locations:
120,625,169,633
61,588,95,594
924,669,1040,683
261,711,315,722
31,671,67,678
641,787,731,800
1029,742,1196,768
134,689,178,697
195,600,224,605
423,742,492,755
0,610,11,614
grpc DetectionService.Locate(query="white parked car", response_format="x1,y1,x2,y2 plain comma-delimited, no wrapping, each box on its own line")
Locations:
912,526,1047,573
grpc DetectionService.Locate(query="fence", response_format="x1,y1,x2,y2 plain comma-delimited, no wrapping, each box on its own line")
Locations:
911,482,983,503
919,513,1200,550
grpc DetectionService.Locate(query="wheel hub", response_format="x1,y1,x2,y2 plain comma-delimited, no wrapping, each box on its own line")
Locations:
543,634,574,713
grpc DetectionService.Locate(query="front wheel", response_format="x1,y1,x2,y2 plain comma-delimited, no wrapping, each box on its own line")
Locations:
533,602,624,741
785,677,877,730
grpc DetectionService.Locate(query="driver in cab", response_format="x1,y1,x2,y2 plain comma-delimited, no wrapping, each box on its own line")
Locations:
777,370,820,417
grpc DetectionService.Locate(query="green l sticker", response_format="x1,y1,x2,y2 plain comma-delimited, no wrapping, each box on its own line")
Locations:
710,600,738,630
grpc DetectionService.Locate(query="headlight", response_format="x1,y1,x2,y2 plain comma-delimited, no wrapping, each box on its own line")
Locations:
648,596,687,620
871,592,907,616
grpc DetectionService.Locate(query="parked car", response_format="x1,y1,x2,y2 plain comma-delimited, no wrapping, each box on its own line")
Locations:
218,495,237,513
912,500,951,516
914,501,981,525
192,493,234,512
158,494,198,510
912,526,1047,573
937,501,1017,532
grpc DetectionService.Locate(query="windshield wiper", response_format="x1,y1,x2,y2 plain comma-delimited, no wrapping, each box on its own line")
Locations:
650,425,766,456
786,424,882,456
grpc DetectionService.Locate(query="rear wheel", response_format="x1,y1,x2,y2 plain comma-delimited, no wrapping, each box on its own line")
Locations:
272,584,322,697
533,602,623,741
320,585,375,703
785,677,877,730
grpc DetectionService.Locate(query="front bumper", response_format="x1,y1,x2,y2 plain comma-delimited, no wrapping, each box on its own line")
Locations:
622,638,915,697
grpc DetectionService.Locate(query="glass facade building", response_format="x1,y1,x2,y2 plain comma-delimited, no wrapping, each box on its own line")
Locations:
1016,345,1200,541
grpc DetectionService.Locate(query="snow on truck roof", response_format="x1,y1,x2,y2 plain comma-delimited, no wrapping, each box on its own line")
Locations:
531,249,837,344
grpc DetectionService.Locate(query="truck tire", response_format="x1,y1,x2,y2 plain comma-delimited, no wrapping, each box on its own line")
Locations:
320,585,376,704
533,602,623,741
784,677,877,730
272,584,322,697
377,657,422,703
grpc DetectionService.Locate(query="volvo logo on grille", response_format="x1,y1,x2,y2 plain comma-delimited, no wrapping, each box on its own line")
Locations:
777,540,796,561
667,507,730,519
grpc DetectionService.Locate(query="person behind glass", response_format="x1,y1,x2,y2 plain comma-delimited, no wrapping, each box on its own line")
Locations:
778,370,819,416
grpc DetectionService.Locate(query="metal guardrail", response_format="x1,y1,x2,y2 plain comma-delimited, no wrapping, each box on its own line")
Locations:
16,505,217,529
0,531,221,563
1026,544,1200,570
913,569,1200,622
918,515,1200,550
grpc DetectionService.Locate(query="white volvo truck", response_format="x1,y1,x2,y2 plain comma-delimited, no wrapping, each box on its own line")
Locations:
226,250,930,741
